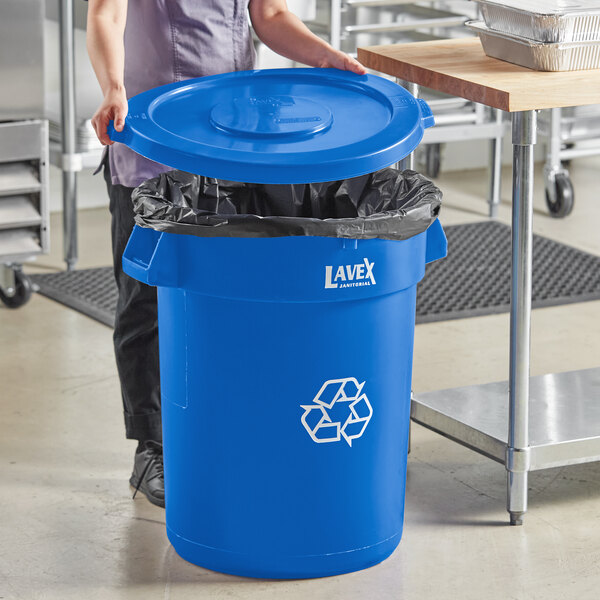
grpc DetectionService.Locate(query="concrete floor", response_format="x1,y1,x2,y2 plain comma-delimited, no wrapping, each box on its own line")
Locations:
1,157,600,599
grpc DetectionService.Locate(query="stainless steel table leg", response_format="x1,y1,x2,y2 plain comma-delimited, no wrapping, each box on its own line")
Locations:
489,109,503,218
397,82,419,171
507,110,536,526
59,0,78,271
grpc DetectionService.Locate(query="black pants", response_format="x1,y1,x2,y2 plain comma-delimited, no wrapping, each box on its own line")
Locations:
104,163,162,442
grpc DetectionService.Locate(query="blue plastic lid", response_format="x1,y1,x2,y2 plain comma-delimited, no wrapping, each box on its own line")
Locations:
108,68,434,184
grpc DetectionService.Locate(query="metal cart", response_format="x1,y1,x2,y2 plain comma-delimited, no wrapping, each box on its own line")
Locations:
541,105,600,218
0,0,49,308
306,0,506,213
0,123,50,308
319,0,471,51
360,37,600,526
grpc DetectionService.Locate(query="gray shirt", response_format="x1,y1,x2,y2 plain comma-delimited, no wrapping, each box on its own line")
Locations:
108,0,256,188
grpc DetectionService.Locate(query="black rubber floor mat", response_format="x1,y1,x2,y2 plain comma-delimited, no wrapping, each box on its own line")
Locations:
29,221,600,327
416,221,600,323
30,267,117,327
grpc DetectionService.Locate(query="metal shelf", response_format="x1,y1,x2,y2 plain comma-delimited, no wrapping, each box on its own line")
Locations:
346,0,419,6
423,118,507,142
0,120,49,265
0,121,47,164
49,141,104,172
0,163,41,197
312,1,469,39
337,29,444,53
49,118,102,155
0,196,42,230
413,368,600,472
0,228,42,262
344,6,467,34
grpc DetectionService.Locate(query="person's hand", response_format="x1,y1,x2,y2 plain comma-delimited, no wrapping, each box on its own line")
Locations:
91,86,128,145
317,50,367,75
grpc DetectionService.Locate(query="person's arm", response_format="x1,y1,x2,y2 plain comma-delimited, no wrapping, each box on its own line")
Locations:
249,0,366,75
86,0,128,145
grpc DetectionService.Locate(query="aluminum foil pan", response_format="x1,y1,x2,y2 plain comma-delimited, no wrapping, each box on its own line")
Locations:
468,20,600,71
474,0,600,43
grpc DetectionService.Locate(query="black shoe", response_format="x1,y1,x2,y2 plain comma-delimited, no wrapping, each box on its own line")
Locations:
130,440,165,508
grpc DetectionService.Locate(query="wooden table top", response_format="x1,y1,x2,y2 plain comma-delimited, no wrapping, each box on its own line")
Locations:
358,38,600,112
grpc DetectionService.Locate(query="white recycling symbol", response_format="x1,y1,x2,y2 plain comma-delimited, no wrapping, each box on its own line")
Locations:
301,378,373,446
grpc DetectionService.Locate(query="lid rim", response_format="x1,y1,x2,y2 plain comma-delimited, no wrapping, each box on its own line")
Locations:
110,68,430,184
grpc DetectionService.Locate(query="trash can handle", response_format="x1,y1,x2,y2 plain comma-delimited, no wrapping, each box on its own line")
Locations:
425,218,447,264
418,99,435,129
122,225,179,287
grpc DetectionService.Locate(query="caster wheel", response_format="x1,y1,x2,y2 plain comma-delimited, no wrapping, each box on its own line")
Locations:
0,268,33,308
424,143,441,179
545,172,574,218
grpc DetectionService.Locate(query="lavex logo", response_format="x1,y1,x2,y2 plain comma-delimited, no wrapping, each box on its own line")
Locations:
325,258,376,289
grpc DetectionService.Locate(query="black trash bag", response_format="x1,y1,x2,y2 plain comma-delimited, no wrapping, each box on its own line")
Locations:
131,167,442,241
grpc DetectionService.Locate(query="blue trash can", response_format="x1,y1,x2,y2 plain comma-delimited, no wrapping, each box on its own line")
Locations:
112,68,447,578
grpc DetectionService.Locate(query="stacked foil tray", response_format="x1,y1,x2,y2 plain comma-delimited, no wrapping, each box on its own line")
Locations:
470,0,600,71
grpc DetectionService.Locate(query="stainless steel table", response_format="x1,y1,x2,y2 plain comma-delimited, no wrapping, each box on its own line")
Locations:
358,37,600,525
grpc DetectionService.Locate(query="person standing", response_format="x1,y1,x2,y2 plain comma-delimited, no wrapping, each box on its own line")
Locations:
86,0,365,507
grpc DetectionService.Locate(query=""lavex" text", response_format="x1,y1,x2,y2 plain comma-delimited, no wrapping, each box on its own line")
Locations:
325,258,376,289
